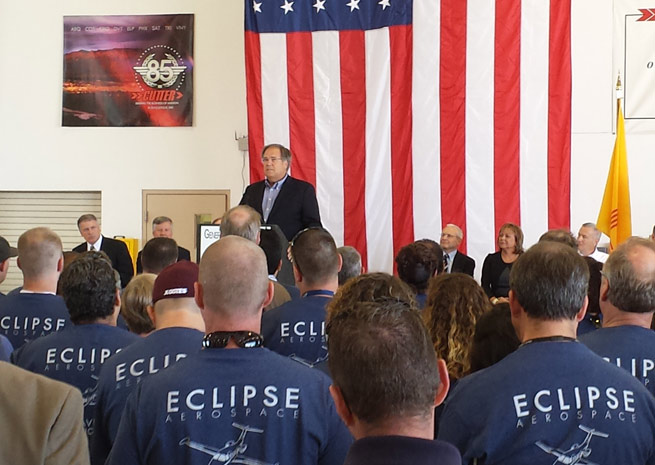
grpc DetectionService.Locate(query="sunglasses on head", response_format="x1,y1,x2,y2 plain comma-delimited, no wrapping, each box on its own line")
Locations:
202,331,264,349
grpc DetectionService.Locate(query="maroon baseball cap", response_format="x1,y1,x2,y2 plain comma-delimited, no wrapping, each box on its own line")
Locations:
0,236,18,263
152,261,199,304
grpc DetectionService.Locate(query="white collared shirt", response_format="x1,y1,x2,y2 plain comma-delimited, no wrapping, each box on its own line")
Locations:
88,236,103,252
588,248,608,263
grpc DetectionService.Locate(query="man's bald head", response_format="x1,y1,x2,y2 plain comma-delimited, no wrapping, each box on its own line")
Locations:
603,237,655,314
220,206,261,243
198,236,269,317
17,227,63,279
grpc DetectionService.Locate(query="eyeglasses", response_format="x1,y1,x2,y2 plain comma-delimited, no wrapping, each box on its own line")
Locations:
261,157,284,164
290,227,327,276
202,331,264,349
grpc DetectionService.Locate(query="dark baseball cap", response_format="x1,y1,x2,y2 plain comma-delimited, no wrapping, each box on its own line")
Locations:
0,236,18,262
152,261,199,304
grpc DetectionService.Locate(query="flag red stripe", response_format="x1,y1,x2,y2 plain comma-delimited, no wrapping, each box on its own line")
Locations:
339,30,368,266
439,0,468,249
390,25,415,264
547,0,572,229
287,32,317,187
494,0,522,232
244,30,265,183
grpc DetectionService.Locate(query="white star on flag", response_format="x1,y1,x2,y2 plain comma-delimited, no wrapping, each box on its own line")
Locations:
280,0,294,14
378,0,390,10
253,1,262,13
313,0,326,13
346,0,360,12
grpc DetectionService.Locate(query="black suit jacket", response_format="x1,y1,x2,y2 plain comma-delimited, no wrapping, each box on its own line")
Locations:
451,251,475,277
239,176,322,241
135,246,191,274
73,236,134,287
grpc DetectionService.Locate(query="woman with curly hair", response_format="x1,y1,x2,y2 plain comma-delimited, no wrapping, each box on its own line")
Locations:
423,273,492,380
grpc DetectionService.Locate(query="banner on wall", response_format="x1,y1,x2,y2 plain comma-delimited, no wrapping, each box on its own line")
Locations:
62,14,194,127
614,2,655,131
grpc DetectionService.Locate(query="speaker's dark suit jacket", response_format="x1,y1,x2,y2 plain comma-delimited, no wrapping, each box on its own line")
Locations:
135,246,191,274
451,251,475,277
73,236,134,287
240,176,322,241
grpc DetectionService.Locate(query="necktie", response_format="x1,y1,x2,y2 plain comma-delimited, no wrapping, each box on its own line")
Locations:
444,254,450,273
90,245,95,251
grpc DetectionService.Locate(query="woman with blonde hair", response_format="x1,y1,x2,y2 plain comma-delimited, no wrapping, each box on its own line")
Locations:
423,273,492,380
120,273,156,337
481,222,524,304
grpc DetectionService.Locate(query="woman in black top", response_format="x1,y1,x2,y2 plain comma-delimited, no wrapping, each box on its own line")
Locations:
481,223,524,303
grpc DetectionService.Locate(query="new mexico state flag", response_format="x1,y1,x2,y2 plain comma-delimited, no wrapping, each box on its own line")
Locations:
597,99,631,251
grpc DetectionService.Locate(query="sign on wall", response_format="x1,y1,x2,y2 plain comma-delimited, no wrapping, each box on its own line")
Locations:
614,3,655,131
62,14,194,127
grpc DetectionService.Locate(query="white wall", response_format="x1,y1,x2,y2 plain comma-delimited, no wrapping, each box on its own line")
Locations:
0,0,652,243
571,0,654,240
0,0,249,240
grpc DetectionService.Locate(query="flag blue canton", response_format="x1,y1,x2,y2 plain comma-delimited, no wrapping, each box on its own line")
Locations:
245,0,412,33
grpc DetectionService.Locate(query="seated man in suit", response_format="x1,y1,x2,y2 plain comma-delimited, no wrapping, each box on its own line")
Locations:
74,214,134,287
440,224,475,276
136,216,191,273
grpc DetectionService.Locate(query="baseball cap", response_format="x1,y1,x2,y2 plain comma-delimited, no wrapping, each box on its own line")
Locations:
0,236,18,262
152,261,199,304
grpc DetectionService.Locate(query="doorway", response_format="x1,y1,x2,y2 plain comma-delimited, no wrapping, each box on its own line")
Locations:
142,190,230,261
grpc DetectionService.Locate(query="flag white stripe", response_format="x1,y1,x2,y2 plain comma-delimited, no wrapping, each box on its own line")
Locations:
412,0,442,243
465,0,496,279
365,28,394,273
260,34,291,156
520,0,550,248
313,31,345,246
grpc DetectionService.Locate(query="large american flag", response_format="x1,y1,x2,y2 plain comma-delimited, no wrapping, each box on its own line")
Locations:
244,0,571,275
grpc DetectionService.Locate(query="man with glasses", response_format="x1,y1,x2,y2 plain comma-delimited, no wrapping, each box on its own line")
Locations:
239,144,321,242
107,236,351,465
261,228,340,367
440,224,475,276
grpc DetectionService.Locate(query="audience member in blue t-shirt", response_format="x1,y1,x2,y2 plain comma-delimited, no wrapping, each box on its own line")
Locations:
107,236,351,465
12,251,139,441
0,228,71,349
438,241,655,465
91,260,205,465
327,277,461,465
580,237,655,396
262,227,341,367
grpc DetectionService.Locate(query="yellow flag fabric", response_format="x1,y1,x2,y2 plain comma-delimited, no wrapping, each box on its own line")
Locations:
597,99,631,251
